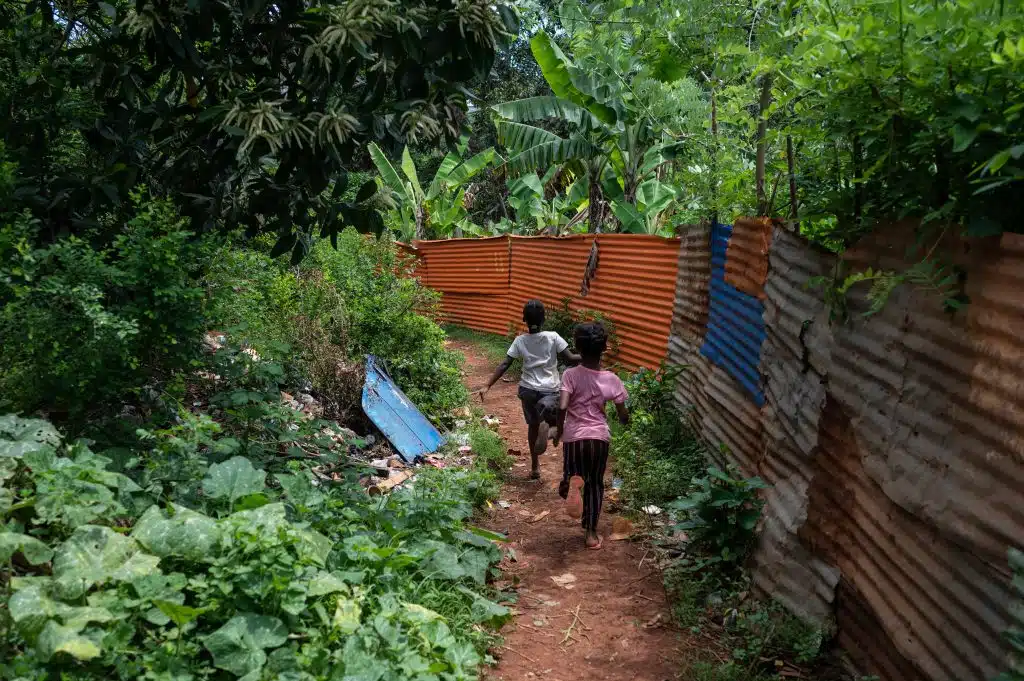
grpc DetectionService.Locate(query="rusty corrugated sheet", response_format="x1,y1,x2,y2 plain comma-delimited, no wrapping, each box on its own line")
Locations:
670,224,711,345
724,216,773,298
415,236,510,294
808,227,1023,681
506,234,679,368
751,227,840,625
577,234,680,369
507,234,594,337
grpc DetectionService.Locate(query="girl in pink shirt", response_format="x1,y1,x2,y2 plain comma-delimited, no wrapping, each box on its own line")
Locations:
554,322,629,549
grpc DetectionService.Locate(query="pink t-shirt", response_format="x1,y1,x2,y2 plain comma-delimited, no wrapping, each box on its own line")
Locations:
559,366,628,443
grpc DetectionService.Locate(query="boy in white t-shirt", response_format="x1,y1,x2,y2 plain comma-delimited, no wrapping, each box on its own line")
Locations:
475,300,580,479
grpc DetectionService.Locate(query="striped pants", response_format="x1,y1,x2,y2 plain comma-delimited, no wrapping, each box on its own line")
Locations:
560,439,610,531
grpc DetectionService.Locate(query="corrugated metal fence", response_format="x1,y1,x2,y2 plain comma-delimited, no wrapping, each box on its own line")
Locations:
410,234,681,368
667,219,1024,681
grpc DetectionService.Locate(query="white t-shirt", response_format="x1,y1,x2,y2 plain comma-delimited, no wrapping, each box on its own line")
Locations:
507,331,569,392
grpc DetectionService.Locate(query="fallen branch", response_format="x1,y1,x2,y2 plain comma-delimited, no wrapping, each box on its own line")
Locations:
561,605,583,646
501,646,537,664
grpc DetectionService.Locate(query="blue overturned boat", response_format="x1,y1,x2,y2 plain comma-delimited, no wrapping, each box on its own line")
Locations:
361,355,445,462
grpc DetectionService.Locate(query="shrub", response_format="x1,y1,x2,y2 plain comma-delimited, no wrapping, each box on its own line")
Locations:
310,231,468,424
611,365,704,507
0,192,214,427
670,466,768,572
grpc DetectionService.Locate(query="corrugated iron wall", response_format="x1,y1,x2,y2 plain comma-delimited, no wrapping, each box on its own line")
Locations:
411,234,681,368
667,218,1023,681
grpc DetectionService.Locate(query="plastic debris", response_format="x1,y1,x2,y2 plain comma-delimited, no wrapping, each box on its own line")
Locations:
642,505,663,516
550,573,577,589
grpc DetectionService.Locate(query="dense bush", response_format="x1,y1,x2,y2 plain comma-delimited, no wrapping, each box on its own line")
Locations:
611,366,704,507
0,191,215,426
0,394,508,680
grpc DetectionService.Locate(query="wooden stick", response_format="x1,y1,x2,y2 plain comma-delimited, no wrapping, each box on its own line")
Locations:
501,646,537,664
561,605,582,645
368,470,413,496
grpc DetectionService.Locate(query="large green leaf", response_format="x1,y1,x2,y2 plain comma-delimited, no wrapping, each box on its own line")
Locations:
204,614,288,678
52,526,159,599
202,614,286,675
610,199,646,233
132,503,222,561
491,96,590,125
368,143,406,196
0,415,60,458
202,456,266,504
530,32,618,125
426,152,462,200
400,147,423,200
504,135,600,175
447,148,496,187
495,120,563,154
334,596,362,634
37,621,101,661
0,531,54,565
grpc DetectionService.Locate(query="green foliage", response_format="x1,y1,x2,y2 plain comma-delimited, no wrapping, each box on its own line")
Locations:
0,190,214,425
543,298,620,361
469,426,514,474
369,140,499,240
670,466,768,572
997,547,1024,681
309,231,469,424
611,366,705,508
1,0,518,254
0,402,509,681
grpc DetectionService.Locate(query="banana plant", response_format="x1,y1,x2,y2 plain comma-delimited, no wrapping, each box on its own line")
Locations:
493,31,686,233
507,167,589,234
607,177,679,236
368,141,496,240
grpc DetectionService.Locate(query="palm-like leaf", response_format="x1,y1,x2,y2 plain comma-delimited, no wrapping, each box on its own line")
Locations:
504,135,601,175
530,31,618,125
400,147,423,200
448,148,497,186
495,121,563,153
427,152,462,199
368,143,406,197
491,96,591,125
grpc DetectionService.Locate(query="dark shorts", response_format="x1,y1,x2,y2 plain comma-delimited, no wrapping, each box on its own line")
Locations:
518,386,559,427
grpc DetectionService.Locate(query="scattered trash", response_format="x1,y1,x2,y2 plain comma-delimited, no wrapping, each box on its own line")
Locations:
368,469,414,496
642,505,663,516
370,459,390,476
458,445,473,454
529,510,550,523
482,416,501,430
423,455,446,469
498,500,512,509
551,573,577,589
517,509,533,517
609,517,634,541
642,613,666,629
362,355,444,462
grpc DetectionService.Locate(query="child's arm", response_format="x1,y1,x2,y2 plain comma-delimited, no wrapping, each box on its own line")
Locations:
614,402,630,426
558,348,582,366
554,390,570,445
474,356,515,400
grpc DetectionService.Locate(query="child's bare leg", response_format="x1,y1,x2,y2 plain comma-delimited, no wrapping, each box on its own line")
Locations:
527,423,542,478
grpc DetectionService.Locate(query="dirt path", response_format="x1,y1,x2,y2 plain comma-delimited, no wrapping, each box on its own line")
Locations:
452,341,683,681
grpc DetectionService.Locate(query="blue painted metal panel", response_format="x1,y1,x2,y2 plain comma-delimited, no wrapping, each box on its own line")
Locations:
700,223,767,406
362,355,445,462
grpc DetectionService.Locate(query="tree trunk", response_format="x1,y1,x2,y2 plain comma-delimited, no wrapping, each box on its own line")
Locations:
414,203,426,240
786,134,798,221
588,171,602,233
755,73,774,215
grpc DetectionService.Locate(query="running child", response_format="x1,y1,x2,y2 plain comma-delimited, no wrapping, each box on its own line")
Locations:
475,300,580,479
554,322,629,550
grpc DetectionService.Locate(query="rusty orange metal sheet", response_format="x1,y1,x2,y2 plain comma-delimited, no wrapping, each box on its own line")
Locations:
414,236,510,295
724,216,774,298
403,234,681,369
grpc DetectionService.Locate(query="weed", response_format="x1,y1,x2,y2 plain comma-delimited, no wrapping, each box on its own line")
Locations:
469,426,514,474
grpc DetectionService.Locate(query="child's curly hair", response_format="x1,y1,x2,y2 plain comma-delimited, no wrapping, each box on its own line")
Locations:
574,321,608,359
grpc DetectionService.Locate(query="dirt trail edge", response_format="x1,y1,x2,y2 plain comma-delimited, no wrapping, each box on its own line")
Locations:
452,341,683,681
